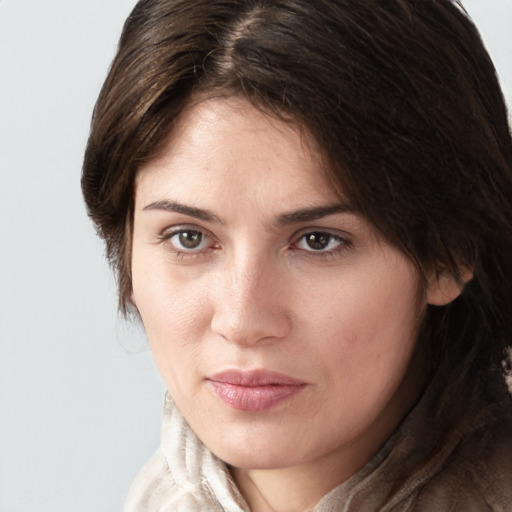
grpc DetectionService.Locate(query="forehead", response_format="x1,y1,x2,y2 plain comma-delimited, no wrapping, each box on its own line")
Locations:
135,97,342,211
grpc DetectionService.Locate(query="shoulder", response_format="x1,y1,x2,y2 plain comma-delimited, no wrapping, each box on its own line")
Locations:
413,415,512,512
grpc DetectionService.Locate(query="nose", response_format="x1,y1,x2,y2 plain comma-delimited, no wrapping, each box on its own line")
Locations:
209,254,292,346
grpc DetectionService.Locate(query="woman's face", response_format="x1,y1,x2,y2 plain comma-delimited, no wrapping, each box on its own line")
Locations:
131,97,429,474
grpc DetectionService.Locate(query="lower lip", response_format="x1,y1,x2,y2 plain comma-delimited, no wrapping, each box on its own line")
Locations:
209,381,305,412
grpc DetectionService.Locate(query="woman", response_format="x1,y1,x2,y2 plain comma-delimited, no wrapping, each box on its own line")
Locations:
82,0,512,510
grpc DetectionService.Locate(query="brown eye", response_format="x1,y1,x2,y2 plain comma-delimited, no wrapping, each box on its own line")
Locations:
179,231,202,249
298,232,342,252
169,230,208,251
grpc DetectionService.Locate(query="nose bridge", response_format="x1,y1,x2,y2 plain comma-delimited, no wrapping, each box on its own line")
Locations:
230,251,266,309
210,247,290,345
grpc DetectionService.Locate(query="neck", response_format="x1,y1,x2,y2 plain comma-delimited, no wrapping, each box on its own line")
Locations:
231,459,340,512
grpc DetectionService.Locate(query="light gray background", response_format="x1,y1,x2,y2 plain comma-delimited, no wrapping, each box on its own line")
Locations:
0,1,510,511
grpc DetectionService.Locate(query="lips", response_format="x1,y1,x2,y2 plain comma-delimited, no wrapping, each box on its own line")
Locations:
207,369,307,412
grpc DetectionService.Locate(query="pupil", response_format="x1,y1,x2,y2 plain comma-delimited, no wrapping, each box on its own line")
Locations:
306,233,329,250
179,231,202,249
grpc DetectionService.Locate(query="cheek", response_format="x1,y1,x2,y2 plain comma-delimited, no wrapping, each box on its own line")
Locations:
131,252,212,381
136,285,209,351
301,264,422,377
132,241,208,328
136,292,208,398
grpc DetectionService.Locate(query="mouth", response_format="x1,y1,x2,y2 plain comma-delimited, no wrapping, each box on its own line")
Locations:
207,369,307,412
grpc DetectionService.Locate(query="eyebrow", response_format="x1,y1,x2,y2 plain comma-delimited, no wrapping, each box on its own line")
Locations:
143,200,223,223
143,199,355,225
276,203,356,225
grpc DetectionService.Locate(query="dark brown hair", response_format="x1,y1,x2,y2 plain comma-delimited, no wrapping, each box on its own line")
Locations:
82,0,512,372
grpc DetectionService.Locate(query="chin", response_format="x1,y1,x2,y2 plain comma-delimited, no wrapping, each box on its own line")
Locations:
216,447,298,471
201,427,313,470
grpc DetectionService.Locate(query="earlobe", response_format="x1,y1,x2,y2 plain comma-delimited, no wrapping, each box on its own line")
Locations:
128,290,142,319
426,266,473,306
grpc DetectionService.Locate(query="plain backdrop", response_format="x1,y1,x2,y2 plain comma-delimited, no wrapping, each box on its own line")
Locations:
0,1,510,511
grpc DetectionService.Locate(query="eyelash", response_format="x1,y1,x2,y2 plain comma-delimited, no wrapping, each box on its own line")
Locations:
157,226,352,261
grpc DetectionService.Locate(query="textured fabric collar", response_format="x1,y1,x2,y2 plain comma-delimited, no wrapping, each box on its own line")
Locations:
158,393,249,511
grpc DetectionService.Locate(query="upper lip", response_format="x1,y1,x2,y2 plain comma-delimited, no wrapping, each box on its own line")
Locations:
208,369,306,387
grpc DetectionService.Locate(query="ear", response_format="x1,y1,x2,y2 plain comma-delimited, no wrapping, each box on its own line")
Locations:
427,266,473,306
127,290,142,320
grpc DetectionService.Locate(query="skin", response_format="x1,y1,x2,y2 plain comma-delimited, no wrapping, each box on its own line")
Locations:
131,97,462,512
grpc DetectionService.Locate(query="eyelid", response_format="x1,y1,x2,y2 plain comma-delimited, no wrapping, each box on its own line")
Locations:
291,226,351,244
159,223,212,238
